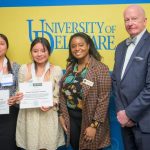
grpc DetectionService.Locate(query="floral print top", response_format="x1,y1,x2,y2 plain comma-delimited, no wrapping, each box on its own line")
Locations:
61,64,88,110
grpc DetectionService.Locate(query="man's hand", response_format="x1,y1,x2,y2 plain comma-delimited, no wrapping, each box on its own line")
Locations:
126,120,136,127
117,110,130,127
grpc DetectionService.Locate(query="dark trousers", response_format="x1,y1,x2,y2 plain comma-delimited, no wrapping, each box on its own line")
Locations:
121,125,150,150
68,109,82,150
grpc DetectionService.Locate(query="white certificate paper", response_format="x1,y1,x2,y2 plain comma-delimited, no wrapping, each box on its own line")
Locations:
0,90,9,114
19,82,53,109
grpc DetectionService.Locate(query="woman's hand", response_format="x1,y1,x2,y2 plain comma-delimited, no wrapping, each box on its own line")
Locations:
84,126,96,142
40,106,53,112
59,115,67,133
40,102,58,112
8,92,23,106
8,96,17,106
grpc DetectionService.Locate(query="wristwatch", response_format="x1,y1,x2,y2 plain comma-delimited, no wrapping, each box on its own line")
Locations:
90,120,99,129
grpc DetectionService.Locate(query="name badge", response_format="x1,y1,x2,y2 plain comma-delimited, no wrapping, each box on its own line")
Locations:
83,79,94,87
1,74,13,86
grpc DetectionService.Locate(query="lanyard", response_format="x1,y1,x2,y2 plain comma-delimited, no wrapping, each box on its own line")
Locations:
0,58,13,86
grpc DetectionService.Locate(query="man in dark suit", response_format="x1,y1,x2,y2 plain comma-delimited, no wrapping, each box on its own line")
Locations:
112,5,150,150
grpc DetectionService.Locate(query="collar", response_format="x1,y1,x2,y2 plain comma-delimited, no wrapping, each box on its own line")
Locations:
131,28,146,45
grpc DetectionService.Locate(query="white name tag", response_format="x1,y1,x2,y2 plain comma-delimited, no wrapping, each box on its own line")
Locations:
1,74,13,86
0,90,9,114
83,79,94,87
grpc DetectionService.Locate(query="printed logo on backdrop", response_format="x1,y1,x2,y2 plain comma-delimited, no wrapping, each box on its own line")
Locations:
27,19,116,52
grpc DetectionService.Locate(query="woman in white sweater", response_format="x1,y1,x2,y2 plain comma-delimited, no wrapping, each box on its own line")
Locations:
16,37,65,150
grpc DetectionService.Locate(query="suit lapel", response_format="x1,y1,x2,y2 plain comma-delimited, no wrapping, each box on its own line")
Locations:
121,31,149,81
118,44,128,81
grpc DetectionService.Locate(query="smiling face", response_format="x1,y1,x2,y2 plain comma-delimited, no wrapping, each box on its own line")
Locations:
31,42,49,65
70,36,90,63
124,5,147,37
0,36,8,58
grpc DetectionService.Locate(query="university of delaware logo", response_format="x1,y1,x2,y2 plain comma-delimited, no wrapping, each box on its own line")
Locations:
27,19,116,52
28,19,55,51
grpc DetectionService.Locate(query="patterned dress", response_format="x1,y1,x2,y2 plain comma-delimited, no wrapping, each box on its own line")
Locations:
16,64,65,150
0,62,20,150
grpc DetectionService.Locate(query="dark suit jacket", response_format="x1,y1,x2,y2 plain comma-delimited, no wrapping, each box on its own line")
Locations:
112,30,150,133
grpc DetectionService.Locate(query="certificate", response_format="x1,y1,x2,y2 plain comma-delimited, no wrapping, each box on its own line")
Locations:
19,82,53,109
0,90,9,114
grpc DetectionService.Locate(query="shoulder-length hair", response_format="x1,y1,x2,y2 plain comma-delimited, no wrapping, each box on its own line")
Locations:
67,32,102,66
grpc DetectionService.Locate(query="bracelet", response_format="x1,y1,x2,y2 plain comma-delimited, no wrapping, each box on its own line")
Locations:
90,120,99,129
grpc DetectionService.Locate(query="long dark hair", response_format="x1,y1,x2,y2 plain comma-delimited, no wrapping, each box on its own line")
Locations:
67,32,102,66
0,33,12,73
